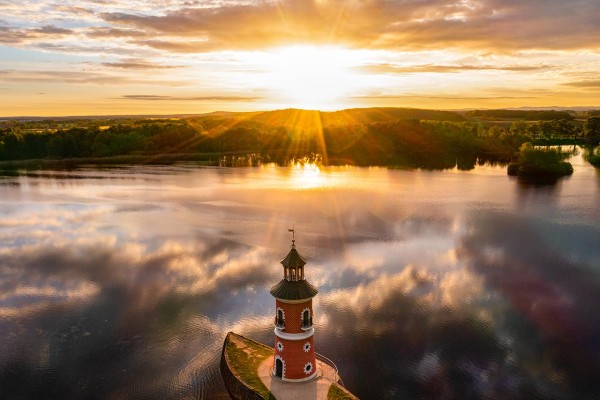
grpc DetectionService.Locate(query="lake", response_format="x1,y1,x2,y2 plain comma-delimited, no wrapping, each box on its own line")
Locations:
1,150,599,399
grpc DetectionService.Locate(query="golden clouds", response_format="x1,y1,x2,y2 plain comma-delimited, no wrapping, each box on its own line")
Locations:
0,0,599,114
98,0,600,52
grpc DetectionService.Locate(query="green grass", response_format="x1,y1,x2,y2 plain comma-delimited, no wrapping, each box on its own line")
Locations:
327,383,357,400
225,337,274,399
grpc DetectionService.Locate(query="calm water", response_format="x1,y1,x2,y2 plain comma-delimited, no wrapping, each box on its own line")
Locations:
1,151,599,400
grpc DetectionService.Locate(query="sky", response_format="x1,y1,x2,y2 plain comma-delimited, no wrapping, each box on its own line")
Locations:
0,0,599,116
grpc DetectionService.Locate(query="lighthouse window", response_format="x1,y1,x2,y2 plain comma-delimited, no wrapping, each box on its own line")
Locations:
276,308,285,328
291,269,296,281
302,310,310,327
277,341,284,351
304,362,313,374
303,342,311,352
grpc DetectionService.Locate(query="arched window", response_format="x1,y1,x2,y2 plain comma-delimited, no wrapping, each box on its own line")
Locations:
291,269,296,281
276,309,284,327
302,309,310,328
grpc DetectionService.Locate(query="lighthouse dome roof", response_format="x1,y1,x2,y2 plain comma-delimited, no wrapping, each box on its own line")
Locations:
270,279,318,300
280,247,306,268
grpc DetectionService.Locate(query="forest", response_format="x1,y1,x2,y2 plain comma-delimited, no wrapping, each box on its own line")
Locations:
1,108,599,170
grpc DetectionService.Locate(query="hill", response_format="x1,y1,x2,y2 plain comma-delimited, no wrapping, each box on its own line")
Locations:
185,107,465,135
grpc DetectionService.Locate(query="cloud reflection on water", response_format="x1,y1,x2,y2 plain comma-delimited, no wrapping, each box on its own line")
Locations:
0,162,599,399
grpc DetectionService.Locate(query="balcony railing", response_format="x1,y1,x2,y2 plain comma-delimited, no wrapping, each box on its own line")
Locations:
315,352,344,387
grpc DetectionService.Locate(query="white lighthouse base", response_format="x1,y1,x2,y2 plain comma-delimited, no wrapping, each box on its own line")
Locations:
273,369,318,383
259,357,341,399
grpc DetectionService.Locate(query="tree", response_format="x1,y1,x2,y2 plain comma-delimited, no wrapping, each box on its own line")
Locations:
584,117,600,144
539,121,554,139
527,123,541,140
509,121,528,136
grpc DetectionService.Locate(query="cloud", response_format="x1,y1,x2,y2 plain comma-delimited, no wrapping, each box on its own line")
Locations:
317,265,518,398
32,25,73,35
119,94,263,101
352,94,539,100
0,24,73,45
133,39,214,53
50,5,94,16
98,0,600,52
85,27,148,38
359,63,552,74
563,80,600,88
0,69,189,86
102,60,183,70
457,212,600,390
0,231,278,399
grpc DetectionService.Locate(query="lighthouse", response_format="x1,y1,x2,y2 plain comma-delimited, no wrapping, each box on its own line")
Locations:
270,229,319,381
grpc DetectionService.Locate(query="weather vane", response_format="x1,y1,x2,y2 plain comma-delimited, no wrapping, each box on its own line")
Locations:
288,226,295,247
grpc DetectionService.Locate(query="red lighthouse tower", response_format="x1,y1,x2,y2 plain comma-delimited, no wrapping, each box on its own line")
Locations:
270,229,319,381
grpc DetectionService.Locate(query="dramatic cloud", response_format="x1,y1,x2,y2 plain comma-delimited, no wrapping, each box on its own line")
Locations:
98,0,600,51
0,0,598,117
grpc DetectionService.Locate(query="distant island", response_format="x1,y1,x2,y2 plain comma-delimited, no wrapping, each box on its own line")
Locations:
1,107,599,171
507,144,574,179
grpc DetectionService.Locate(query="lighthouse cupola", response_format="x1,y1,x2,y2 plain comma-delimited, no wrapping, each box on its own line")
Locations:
281,234,306,282
269,229,319,382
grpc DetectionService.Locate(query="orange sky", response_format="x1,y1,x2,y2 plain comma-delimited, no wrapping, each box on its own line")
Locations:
0,0,599,116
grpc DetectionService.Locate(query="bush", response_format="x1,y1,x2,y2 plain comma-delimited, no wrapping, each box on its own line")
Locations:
588,154,600,167
507,162,520,176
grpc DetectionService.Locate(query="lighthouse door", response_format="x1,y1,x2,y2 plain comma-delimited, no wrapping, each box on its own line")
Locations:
275,359,283,378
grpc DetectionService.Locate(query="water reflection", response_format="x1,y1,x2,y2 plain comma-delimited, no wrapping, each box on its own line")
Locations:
0,155,599,399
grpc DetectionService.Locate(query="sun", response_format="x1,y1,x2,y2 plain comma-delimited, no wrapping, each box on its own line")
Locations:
259,45,360,110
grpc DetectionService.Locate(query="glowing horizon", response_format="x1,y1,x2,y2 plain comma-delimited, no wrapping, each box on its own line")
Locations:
0,0,599,117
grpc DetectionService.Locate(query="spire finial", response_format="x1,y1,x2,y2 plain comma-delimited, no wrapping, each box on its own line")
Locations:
288,226,295,248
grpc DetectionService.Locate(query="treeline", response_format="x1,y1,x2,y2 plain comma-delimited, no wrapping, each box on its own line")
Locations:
493,118,600,142
0,119,515,170
0,121,199,160
2,116,597,169
466,109,575,120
